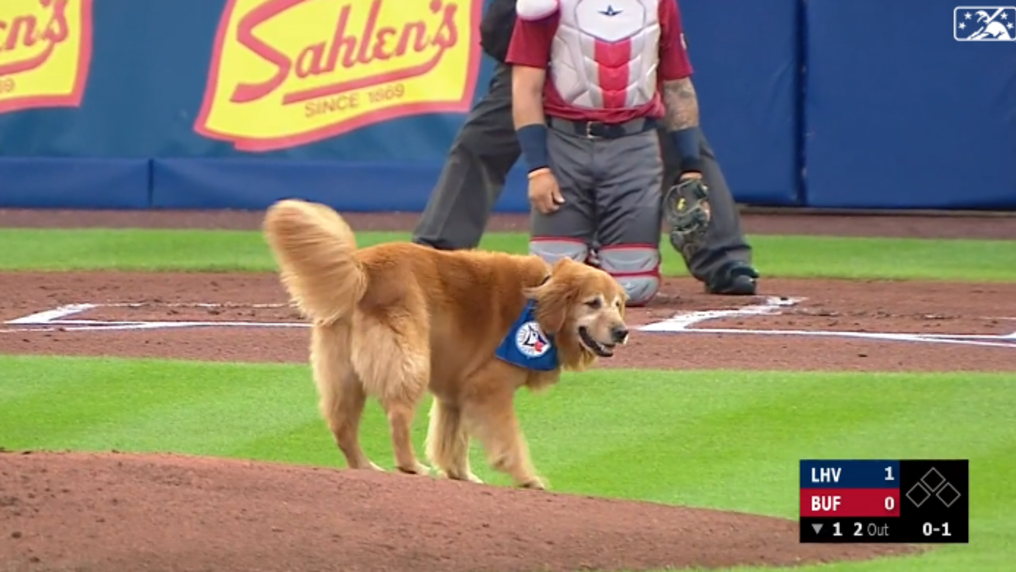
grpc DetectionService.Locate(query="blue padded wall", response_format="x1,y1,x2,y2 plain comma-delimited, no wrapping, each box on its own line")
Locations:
681,0,802,205
0,159,150,209
2,0,1012,212
805,0,1016,209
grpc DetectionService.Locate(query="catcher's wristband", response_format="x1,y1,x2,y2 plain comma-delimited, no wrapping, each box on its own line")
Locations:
516,123,550,173
679,159,704,174
669,127,703,173
528,167,552,179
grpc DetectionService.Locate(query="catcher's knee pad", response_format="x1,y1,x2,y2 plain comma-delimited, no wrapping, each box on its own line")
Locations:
599,244,661,306
529,237,588,264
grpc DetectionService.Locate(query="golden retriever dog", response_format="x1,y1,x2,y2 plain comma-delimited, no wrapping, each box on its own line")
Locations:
262,199,630,489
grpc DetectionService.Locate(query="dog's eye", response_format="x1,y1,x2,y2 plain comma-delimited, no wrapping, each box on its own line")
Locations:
585,298,602,309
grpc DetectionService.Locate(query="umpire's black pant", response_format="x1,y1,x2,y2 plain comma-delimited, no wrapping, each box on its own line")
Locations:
411,62,753,285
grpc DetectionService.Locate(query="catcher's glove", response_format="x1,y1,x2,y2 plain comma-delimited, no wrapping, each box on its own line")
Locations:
664,176,712,260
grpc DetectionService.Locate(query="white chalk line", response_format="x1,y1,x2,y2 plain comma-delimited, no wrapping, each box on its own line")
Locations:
636,296,1016,349
639,296,799,330
3,299,1014,348
3,302,303,332
675,327,1015,349
103,302,289,308
1,321,307,332
6,302,293,325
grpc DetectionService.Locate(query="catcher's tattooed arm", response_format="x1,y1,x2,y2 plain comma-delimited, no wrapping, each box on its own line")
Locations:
662,77,703,174
512,65,550,173
661,79,711,253
662,77,700,130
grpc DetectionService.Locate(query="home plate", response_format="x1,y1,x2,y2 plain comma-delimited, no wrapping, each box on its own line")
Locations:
639,296,801,332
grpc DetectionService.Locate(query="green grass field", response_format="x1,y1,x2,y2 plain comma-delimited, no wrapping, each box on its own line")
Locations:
1,228,1014,572
1,228,1015,281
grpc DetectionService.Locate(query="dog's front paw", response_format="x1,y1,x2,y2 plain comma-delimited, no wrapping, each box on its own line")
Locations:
437,468,484,484
348,460,386,471
519,476,547,490
455,470,484,484
397,461,432,476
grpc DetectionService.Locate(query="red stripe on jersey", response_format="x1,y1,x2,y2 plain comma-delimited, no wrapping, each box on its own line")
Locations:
593,38,632,109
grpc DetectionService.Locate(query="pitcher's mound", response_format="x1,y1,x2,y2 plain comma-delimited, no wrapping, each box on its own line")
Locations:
1,451,917,572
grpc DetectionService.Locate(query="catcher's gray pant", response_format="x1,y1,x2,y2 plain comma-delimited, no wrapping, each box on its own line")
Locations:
530,120,663,305
410,62,753,285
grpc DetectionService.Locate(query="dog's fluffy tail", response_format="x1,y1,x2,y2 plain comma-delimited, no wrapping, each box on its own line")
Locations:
263,199,367,325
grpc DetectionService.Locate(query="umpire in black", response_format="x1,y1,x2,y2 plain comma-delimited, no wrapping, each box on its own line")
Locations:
410,0,759,295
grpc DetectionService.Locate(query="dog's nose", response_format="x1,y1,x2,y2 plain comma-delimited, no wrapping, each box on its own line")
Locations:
611,325,629,344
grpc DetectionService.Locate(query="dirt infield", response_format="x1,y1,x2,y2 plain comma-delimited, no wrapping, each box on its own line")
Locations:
1,272,1014,371
0,209,1012,571
0,451,917,572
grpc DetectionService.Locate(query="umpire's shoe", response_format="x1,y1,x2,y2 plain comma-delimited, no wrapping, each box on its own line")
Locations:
706,262,760,296
665,177,711,260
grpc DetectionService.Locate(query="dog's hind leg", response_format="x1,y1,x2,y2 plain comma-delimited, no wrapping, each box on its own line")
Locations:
352,313,431,476
311,322,380,471
383,394,430,476
426,399,482,483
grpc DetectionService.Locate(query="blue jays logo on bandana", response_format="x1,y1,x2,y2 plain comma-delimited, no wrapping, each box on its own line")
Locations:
495,300,559,371
516,321,551,357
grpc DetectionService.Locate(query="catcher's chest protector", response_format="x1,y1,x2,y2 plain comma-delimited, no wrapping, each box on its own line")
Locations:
550,0,661,110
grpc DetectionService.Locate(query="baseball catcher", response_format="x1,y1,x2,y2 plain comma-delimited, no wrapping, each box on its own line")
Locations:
508,0,723,305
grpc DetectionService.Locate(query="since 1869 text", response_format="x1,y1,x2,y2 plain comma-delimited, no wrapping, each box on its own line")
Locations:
304,82,406,119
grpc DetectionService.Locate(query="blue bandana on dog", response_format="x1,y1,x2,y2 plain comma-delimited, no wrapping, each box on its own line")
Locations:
495,299,559,371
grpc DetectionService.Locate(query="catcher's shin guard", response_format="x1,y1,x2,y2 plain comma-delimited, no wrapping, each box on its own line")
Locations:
529,237,588,264
599,245,661,306
664,177,712,260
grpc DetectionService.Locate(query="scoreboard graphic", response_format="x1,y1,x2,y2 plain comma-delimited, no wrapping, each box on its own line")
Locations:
799,459,969,543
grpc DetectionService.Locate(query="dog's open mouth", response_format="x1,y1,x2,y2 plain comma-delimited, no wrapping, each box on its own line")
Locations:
578,326,615,357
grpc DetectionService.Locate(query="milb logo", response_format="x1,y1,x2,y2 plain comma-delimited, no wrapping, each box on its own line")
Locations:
905,466,962,508
954,6,1016,40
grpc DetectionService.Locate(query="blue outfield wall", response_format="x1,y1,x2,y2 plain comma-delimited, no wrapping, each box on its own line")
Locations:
805,0,1016,209
680,0,800,207
0,0,1013,212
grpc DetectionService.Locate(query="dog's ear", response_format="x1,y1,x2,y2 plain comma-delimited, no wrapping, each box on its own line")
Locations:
525,279,573,335
524,260,577,334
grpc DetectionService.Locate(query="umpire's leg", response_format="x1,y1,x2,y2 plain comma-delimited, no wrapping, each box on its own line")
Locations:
659,127,758,294
412,63,519,250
